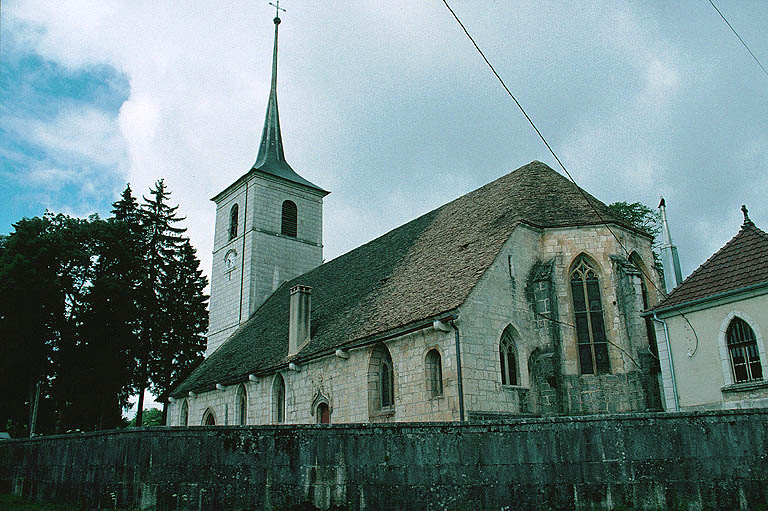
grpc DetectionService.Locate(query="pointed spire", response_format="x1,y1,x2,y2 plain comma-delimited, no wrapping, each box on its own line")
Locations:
659,197,683,293
252,10,328,195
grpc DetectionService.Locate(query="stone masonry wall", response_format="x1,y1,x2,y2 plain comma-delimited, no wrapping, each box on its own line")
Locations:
2,410,766,511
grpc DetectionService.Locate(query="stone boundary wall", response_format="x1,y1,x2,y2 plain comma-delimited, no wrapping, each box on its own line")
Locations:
1,410,767,511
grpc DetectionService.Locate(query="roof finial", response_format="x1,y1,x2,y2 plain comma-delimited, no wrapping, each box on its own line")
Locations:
741,204,754,226
269,0,285,23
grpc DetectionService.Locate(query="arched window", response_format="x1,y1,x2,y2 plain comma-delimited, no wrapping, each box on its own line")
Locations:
229,203,239,240
236,384,247,425
727,318,763,383
202,408,216,426
368,343,395,415
281,200,297,237
570,256,610,375
316,402,330,424
272,374,286,423
425,349,443,397
499,326,519,386
180,399,189,426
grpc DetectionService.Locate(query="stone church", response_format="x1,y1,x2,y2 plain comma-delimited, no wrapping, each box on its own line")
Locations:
164,15,663,426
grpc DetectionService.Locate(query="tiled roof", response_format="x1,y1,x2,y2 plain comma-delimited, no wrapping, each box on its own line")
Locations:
652,222,768,312
171,161,641,397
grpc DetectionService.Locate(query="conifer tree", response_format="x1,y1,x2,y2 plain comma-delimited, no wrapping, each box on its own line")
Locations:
134,180,187,427
151,239,209,423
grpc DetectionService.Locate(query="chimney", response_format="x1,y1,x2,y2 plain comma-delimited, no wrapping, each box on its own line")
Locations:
659,197,683,293
289,285,311,355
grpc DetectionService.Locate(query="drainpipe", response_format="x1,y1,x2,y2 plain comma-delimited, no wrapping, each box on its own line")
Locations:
651,312,679,411
449,317,466,422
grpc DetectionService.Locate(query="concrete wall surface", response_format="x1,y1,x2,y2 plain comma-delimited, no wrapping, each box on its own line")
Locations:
1,409,767,511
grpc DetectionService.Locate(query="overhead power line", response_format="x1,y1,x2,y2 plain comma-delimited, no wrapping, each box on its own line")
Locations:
439,0,667,299
707,0,768,78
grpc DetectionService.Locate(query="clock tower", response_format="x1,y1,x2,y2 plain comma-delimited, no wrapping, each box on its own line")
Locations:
206,12,328,357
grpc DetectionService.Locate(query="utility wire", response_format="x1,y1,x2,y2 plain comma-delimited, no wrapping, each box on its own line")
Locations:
440,0,667,300
707,0,768,78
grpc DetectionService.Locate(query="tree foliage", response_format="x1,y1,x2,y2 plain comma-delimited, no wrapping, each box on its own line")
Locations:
608,201,663,271
0,181,208,436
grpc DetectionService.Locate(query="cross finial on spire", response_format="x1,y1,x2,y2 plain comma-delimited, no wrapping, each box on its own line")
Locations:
741,204,754,226
269,0,285,22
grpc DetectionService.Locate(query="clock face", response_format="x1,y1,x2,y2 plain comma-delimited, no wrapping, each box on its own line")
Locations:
225,251,236,271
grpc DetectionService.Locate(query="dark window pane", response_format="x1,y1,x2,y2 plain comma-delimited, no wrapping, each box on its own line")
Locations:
579,345,594,374
594,343,610,374
571,282,587,312
750,360,763,380
500,347,507,385
590,312,606,343
574,312,590,344
507,352,517,386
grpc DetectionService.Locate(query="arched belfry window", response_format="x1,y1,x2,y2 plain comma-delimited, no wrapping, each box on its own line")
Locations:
425,349,443,397
236,384,247,425
727,317,763,383
499,326,519,386
180,399,189,426
272,374,286,423
368,343,395,415
281,200,297,237
229,203,239,240
570,256,610,375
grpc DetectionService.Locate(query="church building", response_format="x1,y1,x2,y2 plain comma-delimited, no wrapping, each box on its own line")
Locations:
164,14,663,426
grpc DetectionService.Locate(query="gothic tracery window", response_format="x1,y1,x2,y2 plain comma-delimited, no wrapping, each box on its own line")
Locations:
499,326,519,386
425,349,443,397
281,200,297,237
570,256,610,375
727,317,763,383
229,203,239,240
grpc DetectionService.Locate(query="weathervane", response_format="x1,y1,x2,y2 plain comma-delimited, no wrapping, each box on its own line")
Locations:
269,0,285,20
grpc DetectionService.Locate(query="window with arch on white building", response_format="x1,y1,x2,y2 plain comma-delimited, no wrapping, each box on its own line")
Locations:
726,317,763,383
236,384,248,425
179,399,189,426
272,374,286,423
281,200,297,237
202,408,216,426
425,349,443,397
229,203,239,240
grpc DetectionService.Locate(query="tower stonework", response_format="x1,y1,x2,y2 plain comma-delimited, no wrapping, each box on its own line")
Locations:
206,14,328,357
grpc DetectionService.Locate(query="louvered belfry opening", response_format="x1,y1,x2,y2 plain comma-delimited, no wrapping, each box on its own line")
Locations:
281,200,297,237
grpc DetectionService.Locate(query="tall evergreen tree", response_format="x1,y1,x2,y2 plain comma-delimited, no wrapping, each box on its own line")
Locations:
151,239,209,423
134,180,187,427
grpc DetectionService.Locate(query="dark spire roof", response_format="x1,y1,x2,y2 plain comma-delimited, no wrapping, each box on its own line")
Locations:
251,16,327,194
172,161,645,397
652,221,768,312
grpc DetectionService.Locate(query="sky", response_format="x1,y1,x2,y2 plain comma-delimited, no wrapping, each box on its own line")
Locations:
3,2,768,409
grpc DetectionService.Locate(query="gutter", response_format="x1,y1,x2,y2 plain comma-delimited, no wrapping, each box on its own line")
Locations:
644,281,768,318
651,312,679,411
450,318,466,422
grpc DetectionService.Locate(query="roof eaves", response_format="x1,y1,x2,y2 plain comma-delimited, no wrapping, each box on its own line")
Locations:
643,280,768,317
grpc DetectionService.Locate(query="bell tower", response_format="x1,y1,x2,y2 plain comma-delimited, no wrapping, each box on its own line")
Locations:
206,8,329,356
